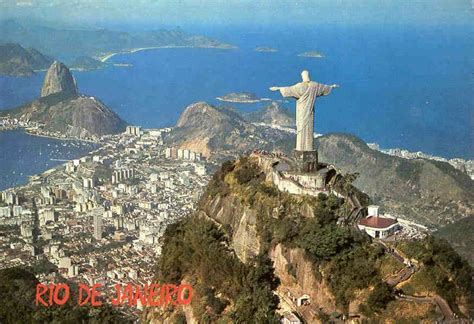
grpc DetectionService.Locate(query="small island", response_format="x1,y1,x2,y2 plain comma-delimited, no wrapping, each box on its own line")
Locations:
298,51,324,58
216,92,261,103
255,46,278,52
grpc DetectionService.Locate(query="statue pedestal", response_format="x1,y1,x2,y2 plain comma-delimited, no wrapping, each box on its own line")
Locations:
293,150,318,173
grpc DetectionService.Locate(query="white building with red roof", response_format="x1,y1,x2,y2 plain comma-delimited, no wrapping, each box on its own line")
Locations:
358,205,400,239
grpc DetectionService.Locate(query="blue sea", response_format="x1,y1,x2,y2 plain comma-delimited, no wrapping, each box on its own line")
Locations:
0,25,472,189
0,130,98,190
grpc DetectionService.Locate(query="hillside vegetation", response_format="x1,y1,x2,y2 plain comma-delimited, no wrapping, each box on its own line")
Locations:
149,157,472,322
0,267,129,323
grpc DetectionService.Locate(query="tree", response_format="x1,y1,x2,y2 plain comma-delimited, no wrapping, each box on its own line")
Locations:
366,282,393,313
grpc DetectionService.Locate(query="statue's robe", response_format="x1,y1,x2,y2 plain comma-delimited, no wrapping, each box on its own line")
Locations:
279,81,332,151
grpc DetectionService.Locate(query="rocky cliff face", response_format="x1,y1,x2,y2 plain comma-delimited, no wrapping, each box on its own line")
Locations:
40,61,78,97
198,193,261,263
150,157,471,323
269,244,337,312
197,192,338,321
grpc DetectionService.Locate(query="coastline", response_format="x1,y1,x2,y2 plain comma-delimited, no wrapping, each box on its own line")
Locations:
0,126,102,144
24,129,101,144
1,124,473,192
0,128,102,192
98,44,237,62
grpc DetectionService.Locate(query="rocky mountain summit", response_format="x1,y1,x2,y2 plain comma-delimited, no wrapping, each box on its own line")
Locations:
165,101,290,157
0,43,53,76
1,61,126,139
243,101,295,127
40,61,78,97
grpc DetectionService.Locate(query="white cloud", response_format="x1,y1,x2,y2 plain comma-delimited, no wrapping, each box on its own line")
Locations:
16,1,33,6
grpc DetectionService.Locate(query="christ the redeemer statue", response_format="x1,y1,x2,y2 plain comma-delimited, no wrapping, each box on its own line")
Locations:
270,70,339,152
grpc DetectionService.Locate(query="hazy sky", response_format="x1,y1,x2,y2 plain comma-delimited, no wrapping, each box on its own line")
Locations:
1,0,473,28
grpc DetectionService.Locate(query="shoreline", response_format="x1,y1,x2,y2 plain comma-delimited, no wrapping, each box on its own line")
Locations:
24,130,101,144
1,124,472,192
98,44,237,62
0,129,103,192
0,126,102,144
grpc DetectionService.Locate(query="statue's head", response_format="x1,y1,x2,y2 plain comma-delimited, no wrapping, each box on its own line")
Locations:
301,70,310,82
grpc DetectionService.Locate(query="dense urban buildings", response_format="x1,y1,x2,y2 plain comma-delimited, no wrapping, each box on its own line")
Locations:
0,127,214,319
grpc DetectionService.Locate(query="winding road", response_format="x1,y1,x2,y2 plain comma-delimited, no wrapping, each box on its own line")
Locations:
378,240,459,322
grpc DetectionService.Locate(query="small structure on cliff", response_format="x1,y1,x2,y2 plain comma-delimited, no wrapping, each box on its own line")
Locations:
357,205,400,239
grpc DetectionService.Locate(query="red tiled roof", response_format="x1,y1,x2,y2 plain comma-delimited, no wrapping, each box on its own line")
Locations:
359,216,397,229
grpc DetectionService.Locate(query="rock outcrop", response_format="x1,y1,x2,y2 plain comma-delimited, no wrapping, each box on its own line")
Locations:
243,101,295,127
198,194,261,263
165,101,292,158
40,61,78,97
0,62,126,139
270,244,337,312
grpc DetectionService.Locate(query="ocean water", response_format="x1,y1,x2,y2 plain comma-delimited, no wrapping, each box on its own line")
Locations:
0,130,99,190
0,25,472,189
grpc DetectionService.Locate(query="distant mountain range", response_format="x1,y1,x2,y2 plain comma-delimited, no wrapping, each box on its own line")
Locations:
0,61,127,138
0,19,235,59
0,43,54,76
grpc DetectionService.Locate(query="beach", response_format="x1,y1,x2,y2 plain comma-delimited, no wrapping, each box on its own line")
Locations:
98,44,237,62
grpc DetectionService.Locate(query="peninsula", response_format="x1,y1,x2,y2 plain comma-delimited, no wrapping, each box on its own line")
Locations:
0,20,236,59
69,56,108,71
98,43,237,63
